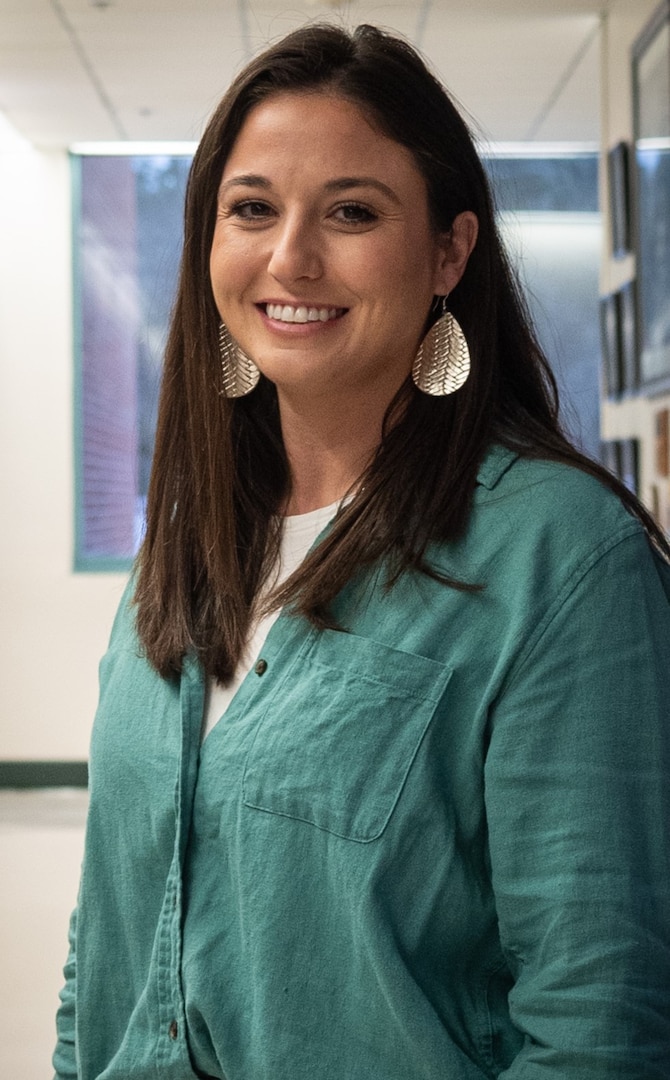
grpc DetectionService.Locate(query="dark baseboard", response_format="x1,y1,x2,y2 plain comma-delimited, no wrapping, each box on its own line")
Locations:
0,761,88,789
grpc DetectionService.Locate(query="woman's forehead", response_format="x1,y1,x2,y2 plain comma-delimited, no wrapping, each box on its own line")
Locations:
221,91,426,189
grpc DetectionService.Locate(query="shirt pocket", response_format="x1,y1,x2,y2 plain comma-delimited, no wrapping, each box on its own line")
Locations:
242,628,452,842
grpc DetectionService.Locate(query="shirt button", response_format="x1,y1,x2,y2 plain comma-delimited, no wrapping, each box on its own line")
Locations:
168,1020,178,1040
254,658,268,675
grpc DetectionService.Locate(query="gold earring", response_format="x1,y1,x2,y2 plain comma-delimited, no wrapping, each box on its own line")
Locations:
411,298,470,396
218,322,260,398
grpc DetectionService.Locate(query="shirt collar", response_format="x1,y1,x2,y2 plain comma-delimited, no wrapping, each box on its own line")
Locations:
476,444,519,490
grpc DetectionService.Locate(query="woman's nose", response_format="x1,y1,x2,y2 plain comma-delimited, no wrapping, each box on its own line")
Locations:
267,216,323,284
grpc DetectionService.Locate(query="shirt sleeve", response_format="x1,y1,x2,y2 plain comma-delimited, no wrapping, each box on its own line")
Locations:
484,529,670,1078
52,906,78,1080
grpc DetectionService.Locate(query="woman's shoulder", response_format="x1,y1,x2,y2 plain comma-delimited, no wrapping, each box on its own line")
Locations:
436,444,654,593
423,444,670,643
474,444,640,543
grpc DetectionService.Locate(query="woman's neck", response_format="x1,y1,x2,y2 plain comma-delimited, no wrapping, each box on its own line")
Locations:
278,391,384,515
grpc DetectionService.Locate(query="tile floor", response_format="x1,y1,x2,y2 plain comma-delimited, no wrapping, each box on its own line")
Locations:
0,788,87,1079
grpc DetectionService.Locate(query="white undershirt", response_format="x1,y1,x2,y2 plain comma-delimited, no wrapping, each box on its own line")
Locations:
202,501,340,740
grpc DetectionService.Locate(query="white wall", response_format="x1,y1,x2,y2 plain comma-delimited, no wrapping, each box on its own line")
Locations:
0,790,87,1079
0,116,127,761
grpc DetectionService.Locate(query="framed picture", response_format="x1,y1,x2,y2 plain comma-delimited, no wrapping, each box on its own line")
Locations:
600,292,621,397
599,283,638,397
619,438,640,494
607,141,631,258
601,439,621,476
632,1,670,387
601,438,640,494
618,281,639,392
656,407,670,476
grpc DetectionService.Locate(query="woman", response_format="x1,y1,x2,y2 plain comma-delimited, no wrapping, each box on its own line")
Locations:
54,23,670,1080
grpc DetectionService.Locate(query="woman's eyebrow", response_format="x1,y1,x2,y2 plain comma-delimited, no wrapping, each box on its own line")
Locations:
324,177,400,203
218,174,400,204
219,174,271,193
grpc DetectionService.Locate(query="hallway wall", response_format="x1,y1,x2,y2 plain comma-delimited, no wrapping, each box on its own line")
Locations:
600,0,670,514
0,117,127,761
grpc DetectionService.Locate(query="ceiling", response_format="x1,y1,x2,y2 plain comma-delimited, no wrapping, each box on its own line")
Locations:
0,0,614,148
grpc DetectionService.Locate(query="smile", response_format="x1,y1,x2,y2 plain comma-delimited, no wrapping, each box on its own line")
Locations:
264,303,344,324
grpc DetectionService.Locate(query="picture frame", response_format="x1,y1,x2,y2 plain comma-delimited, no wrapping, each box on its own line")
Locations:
601,438,640,494
599,282,638,398
619,438,640,494
632,0,670,388
607,141,631,258
601,439,621,476
618,280,639,392
655,407,669,476
599,292,621,398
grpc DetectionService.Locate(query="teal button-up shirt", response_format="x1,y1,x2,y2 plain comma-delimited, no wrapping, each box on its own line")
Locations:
54,448,670,1079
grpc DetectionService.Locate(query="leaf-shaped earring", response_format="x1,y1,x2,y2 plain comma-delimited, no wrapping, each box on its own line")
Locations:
411,298,470,396
218,322,260,398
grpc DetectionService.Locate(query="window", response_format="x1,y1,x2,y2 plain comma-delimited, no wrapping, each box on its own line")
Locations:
484,150,602,459
73,150,192,569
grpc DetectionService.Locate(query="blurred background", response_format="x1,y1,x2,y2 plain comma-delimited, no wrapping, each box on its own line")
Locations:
1,0,667,1075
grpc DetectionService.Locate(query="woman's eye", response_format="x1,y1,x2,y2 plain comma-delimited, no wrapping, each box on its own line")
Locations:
332,203,378,226
229,200,274,221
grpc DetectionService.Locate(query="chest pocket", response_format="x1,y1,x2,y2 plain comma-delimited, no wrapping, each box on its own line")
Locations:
242,629,452,842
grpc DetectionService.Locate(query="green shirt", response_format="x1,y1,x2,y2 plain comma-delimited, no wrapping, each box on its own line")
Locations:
54,448,670,1079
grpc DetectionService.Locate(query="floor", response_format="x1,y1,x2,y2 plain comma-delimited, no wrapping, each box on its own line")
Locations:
0,788,87,1079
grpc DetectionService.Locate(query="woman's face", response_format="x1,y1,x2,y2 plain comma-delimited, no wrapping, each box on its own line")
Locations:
210,90,474,407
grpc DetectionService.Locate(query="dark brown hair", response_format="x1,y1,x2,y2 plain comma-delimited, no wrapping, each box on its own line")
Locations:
134,22,668,681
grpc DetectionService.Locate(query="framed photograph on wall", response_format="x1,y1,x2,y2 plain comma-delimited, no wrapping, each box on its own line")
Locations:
600,292,621,397
601,439,621,476
619,438,640,494
655,407,669,476
607,141,631,258
599,282,638,398
619,281,639,392
632,0,670,387
601,438,640,494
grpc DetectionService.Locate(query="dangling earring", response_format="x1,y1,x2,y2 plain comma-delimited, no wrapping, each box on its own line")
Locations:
218,322,260,398
411,297,470,396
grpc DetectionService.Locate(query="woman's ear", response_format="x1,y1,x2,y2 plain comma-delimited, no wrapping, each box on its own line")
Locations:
433,211,479,296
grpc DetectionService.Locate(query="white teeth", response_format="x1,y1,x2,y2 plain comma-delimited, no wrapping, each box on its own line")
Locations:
266,303,340,323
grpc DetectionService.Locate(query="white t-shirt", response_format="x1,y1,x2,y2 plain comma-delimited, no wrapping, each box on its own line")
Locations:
202,501,340,740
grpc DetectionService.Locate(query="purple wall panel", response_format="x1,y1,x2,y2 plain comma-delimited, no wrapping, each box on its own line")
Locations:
80,157,139,559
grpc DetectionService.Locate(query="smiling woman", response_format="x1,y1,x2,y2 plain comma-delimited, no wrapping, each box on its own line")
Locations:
208,90,476,496
54,22,670,1080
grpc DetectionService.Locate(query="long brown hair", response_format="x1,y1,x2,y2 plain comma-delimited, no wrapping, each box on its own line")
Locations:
134,22,669,681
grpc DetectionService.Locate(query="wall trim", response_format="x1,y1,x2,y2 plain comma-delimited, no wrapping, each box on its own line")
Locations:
0,761,88,788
